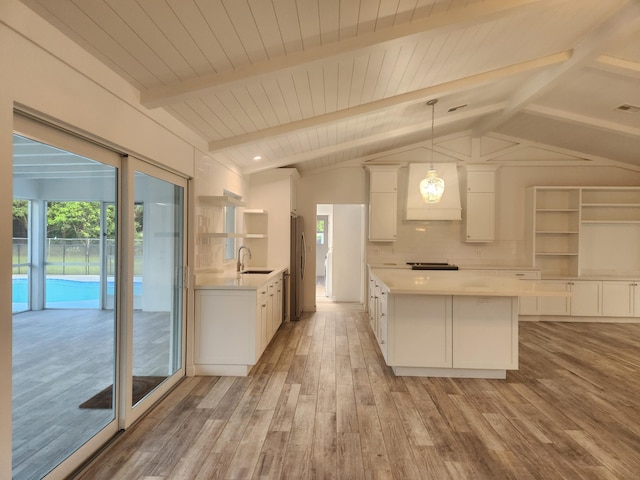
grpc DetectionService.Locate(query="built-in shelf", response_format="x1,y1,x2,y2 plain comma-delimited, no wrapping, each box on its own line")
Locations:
200,232,246,238
528,186,640,278
199,195,246,207
243,209,268,241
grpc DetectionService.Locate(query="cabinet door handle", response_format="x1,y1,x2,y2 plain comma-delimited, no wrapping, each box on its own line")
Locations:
380,340,385,344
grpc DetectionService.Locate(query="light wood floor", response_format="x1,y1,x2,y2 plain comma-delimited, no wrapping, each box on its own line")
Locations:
74,309,640,480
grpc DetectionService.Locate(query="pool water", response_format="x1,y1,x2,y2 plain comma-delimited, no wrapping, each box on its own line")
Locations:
12,278,142,311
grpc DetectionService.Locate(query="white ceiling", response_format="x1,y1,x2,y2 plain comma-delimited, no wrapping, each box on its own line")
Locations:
20,0,640,174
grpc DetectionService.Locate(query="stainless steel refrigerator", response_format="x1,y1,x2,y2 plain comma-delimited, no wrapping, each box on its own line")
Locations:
289,214,306,321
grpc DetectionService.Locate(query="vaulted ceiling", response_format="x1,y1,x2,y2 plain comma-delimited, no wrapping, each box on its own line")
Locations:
20,0,640,174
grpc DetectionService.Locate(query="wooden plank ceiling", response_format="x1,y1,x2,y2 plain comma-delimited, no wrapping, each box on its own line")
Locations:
20,0,640,174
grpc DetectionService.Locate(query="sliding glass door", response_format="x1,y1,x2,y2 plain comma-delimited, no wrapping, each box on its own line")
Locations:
11,116,188,478
122,159,186,424
12,120,121,480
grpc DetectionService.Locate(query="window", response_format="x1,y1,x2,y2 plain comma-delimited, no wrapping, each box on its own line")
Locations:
223,190,241,261
316,219,325,245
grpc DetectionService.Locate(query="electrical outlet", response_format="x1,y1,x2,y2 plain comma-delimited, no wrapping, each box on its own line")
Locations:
475,249,482,257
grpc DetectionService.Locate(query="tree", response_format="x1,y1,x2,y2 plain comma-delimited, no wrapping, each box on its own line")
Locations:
12,200,28,237
47,201,101,238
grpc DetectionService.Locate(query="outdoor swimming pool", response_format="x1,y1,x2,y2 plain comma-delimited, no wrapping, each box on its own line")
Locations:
12,277,142,311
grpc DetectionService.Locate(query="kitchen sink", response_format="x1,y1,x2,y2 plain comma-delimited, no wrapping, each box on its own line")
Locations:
241,269,273,274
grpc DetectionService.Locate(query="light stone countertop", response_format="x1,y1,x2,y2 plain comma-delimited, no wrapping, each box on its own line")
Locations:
194,266,287,290
370,268,570,297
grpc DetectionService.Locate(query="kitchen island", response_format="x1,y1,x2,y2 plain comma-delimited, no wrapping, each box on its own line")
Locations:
368,268,568,379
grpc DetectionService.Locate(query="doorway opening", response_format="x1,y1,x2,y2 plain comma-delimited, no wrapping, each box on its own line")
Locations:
315,204,365,307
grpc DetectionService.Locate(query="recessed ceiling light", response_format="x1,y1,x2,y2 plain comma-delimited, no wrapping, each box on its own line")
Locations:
253,155,262,161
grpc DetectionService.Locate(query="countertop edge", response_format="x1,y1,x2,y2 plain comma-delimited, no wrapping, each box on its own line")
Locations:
194,266,288,290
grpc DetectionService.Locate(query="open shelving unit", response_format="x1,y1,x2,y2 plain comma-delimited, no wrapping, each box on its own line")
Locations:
242,209,268,265
528,186,640,278
529,187,581,277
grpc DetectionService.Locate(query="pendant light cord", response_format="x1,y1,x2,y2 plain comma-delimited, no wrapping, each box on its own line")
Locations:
427,99,437,169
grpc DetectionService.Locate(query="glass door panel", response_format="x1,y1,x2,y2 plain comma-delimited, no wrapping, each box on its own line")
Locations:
12,130,120,480
131,170,185,407
12,199,29,313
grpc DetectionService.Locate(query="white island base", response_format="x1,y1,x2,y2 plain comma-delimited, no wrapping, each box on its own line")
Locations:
391,367,509,380
384,294,518,380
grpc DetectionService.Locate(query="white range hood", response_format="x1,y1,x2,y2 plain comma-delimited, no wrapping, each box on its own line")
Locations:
405,163,461,220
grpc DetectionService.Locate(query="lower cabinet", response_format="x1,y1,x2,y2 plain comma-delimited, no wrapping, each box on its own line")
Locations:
376,287,389,361
601,281,639,317
537,280,571,315
527,279,639,318
194,273,283,376
452,296,517,370
385,294,517,377
388,295,452,368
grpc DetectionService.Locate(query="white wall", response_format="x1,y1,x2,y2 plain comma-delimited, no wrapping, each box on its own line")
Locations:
332,205,365,303
193,150,248,273
0,22,13,473
0,3,245,476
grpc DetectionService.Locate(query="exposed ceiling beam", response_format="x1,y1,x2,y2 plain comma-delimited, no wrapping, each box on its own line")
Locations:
240,104,503,174
593,54,640,79
141,0,544,108
473,0,640,136
208,52,570,153
523,104,640,137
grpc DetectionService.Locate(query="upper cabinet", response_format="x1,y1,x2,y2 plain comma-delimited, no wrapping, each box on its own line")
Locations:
464,166,496,242
367,165,399,242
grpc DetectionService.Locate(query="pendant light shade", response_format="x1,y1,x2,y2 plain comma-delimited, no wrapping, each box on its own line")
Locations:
419,169,445,203
421,99,445,203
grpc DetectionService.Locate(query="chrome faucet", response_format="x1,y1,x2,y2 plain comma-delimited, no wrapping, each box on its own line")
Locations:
237,245,252,272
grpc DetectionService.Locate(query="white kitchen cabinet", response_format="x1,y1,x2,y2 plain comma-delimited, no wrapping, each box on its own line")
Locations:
385,292,517,378
367,270,377,329
388,295,452,368
376,286,389,362
537,280,570,315
194,271,284,376
569,280,601,316
464,167,496,242
195,289,257,375
601,281,636,317
452,296,517,370
369,192,397,241
367,166,399,242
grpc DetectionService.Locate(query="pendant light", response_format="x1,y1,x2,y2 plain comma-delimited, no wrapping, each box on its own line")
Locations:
419,99,445,203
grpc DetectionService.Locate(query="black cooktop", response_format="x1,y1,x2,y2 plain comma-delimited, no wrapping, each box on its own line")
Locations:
407,262,459,271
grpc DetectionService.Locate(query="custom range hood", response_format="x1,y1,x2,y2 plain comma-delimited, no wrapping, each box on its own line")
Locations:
405,163,461,220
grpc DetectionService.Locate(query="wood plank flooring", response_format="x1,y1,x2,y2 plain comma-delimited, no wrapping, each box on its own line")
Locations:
74,309,640,480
